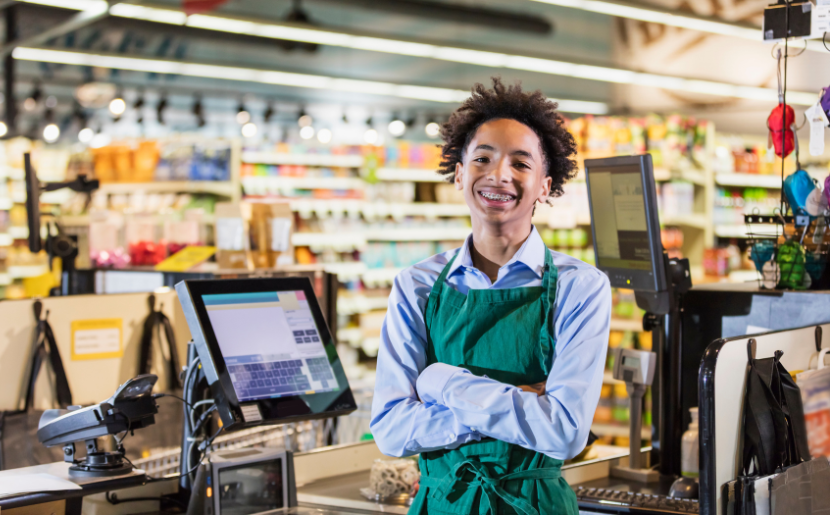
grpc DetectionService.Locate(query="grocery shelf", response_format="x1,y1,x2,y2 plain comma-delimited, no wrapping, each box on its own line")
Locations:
0,198,12,210
374,168,445,182
242,152,364,168
0,233,11,247
98,181,237,196
653,167,707,186
0,272,10,286
338,294,389,315
361,267,403,286
292,228,470,247
714,223,779,238
289,199,470,218
291,232,367,249
8,226,28,239
661,213,708,229
715,173,782,189
591,423,651,440
728,269,761,283
366,227,470,241
8,264,49,278
609,318,643,332
242,176,365,192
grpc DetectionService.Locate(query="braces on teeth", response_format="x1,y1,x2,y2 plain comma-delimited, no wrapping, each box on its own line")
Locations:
481,192,514,201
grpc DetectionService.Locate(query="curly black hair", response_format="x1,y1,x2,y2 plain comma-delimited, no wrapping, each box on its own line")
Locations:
438,77,578,198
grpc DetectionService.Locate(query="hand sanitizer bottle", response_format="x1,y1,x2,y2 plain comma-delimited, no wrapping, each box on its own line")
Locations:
681,407,699,477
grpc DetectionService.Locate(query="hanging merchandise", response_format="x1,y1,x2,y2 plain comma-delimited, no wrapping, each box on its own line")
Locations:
750,241,776,273
723,345,811,515
777,240,807,290
0,300,73,470
783,169,818,217
768,103,796,158
825,175,830,206
138,293,181,390
806,95,829,157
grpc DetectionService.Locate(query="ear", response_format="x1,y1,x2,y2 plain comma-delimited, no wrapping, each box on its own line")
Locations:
454,162,464,190
537,175,552,203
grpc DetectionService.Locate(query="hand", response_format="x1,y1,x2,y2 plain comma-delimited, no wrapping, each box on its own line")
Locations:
517,381,546,396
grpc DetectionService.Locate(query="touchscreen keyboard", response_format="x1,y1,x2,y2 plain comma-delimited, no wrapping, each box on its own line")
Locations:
307,357,334,388
229,360,311,399
574,486,700,513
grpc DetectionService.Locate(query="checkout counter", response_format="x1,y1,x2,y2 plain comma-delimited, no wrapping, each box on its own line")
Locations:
1,153,828,515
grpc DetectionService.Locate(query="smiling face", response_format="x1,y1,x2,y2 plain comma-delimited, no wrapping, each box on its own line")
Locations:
455,118,552,233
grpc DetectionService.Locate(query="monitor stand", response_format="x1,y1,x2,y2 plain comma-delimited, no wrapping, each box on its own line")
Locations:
634,253,691,479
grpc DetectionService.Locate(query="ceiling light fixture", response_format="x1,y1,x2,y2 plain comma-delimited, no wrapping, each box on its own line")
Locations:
193,95,205,127
97,4,825,93
263,102,275,123
0,122,8,138
298,109,313,127
299,125,315,140
241,121,258,138
425,121,441,138
78,126,94,143
43,123,60,143
388,118,406,137
531,0,759,39
317,128,332,144
11,47,611,113
364,128,379,145
109,96,126,116
236,100,251,124
156,94,168,125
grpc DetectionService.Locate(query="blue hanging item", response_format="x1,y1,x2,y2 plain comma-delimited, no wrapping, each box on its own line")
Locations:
783,169,817,217
750,240,775,272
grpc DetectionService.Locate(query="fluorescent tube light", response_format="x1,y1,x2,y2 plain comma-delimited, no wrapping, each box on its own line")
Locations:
15,1,815,105
107,4,816,104
20,0,107,10
11,47,610,114
530,0,759,40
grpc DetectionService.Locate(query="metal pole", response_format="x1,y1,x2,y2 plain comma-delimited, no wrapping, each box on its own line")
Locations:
628,385,645,470
4,4,15,134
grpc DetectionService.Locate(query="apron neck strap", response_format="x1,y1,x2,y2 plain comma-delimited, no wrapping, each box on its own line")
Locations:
538,248,558,375
425,251,458,328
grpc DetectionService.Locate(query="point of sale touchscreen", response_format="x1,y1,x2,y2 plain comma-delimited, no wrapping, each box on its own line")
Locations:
203,290,338,402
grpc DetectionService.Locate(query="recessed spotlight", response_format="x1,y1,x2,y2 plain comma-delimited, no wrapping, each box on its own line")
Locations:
109,97,126,116
317,128,332,144
299,125,315,140
78,127,94,143
43,123,60,143
388,119,406,137
241,122,258,138
425,122,440,138
0,122,8,137
364,128,378,144
298,114,313,128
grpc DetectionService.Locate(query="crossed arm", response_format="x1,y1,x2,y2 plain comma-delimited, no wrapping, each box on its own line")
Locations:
369,268,611,460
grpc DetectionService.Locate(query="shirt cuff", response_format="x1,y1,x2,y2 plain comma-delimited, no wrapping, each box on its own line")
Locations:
416,363,466,405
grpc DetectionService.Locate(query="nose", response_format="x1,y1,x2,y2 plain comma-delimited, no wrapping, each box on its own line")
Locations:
488,156,512,184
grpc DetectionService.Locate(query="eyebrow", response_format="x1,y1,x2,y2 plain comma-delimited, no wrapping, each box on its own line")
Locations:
472,144,535,161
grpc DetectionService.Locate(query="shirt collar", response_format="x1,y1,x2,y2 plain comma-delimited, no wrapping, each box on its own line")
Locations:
448,225,547,279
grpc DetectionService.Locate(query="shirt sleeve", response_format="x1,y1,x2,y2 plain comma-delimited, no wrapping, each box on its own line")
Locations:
415,268,611,459
370,263,480,457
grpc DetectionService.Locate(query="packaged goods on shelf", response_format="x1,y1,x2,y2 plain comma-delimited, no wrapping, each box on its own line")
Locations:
90,139,232,183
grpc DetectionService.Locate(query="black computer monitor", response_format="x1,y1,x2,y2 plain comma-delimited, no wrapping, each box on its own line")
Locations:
584,154,667,293
24,152,41,253
176,277,357,430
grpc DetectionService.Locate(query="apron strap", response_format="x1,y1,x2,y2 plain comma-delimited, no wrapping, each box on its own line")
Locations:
424,251,458,331
421,449,562,515
537,248,558,376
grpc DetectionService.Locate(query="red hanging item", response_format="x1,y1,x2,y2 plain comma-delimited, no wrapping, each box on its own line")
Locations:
182,0,229,15
767,103,796,158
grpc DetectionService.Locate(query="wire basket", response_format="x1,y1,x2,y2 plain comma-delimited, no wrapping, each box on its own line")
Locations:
745,212,830,290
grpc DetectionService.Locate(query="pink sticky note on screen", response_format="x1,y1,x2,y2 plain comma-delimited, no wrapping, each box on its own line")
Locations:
295,291,306,300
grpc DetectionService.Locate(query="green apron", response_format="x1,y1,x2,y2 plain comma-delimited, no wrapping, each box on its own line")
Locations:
409,246,578,515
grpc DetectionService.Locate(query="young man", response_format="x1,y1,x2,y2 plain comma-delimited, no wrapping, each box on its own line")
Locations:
370,78,612,515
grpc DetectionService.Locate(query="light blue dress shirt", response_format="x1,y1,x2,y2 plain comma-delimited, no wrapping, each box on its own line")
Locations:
370,225,612,460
